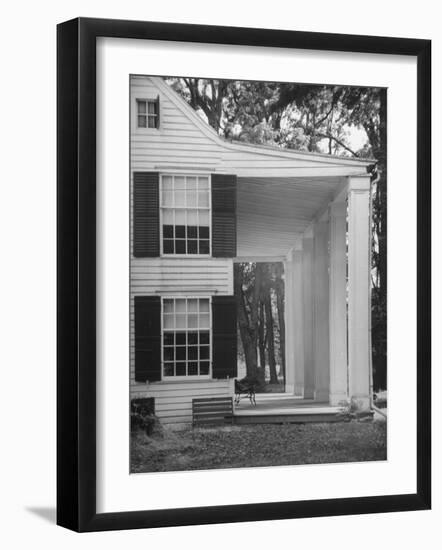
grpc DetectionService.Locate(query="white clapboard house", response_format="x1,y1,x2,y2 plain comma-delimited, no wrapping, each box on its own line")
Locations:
130,76,375,424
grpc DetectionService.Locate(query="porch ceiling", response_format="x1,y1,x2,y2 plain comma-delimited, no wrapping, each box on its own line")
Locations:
237,176,345,257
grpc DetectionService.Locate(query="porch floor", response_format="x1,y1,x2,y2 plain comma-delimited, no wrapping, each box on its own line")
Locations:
233,395,346,424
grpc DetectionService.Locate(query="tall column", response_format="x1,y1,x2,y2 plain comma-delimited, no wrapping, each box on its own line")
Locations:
329,201,348,405
347,175,371,411
284,254,295,395
292,243,305,396
313,218,330,403
302,228,315,399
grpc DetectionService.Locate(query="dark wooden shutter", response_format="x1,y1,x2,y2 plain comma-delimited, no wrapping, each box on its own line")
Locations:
134,296,161,382
212,296,237,379
133,172,159,257
211,174,237,257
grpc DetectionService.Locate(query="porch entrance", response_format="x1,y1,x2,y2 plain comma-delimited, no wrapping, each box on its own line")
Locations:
234,261,286,393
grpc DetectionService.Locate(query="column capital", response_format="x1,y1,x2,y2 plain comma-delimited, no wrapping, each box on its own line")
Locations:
348,174,371,192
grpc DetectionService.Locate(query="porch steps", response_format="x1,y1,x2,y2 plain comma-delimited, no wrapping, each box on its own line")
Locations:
233,402,349,424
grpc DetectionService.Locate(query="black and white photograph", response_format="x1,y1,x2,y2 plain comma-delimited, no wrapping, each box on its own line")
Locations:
129,75,387,473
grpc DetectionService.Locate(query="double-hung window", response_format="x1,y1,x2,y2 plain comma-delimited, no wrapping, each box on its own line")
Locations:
162,298,211,378
137,97,159,129
161,174,211,255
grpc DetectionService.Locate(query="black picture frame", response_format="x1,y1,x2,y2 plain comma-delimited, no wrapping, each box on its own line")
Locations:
57,17,431,532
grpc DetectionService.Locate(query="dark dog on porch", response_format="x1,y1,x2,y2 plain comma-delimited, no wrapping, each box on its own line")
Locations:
234,376,258,406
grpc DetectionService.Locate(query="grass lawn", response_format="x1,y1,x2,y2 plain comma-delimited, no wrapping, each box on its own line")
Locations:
131,420,387,473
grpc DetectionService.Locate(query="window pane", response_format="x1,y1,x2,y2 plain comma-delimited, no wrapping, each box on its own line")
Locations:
175,300,186,313
163,314,174,329
187,332,198,345
199,299,210,312
162,175,173,188
188,347,198,360
187,299,198,312
187,225,197,238
188,362,198,376
198,190,209,207
199,331,210,345
176,363,186,376
188,314,198,328
163,240,174,254
199,210,209,225
174,210,186,224
147,101,156,114
187,209,198,225
174,176,185,189
164,347,174,361
163,225,173,238
174,189,186,207
187,188,197,207
137,115,146,127
199,226,209,239
147,115,156,128
175,240,186,254
199,240,210,255
176,347,186,361
163,299,174,313
187,240,197,254
162,209,174,225
187,177,197,189
164,333,174,346
200,346,210,360
199,313,210,329
176,332,186,345
162,188,173,207
198,177,209,189
176,314,186,329
175,225,185,238
200,362,210,375
137,101,146,114
164,363,174,376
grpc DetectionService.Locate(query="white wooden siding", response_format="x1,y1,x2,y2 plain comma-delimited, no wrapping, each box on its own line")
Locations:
131,76,222,171
130,258,233,295
131,379,234,424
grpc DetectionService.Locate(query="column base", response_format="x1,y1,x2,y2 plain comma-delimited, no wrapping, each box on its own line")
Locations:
294,383,304,397
350,395,371,412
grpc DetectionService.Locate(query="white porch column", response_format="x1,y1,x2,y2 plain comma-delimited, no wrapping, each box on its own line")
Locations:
284,253,296,395
302,228,315,399
347,175,372,411
313,217,330,402
329,201,348,406
292,242,305,396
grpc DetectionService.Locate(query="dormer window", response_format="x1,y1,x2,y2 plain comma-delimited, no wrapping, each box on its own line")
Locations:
137,97,160,129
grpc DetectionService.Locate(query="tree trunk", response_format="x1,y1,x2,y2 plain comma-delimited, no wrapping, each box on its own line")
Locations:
258,300,266,370
264,289,278,384
274,263,286,386
234,263,260,379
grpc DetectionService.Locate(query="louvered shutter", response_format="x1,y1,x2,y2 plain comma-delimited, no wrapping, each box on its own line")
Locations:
211,174,237,257
133,172,159,257
134,296,161,382
212,296,237,379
